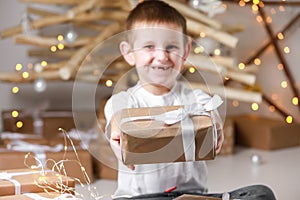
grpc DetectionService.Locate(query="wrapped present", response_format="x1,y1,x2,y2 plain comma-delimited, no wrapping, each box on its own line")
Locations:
219,117,235,156
118,95,223,165
0,143,94,183
0,192,73,200
2,110,75,139
235,115,300,150
0,168,75,196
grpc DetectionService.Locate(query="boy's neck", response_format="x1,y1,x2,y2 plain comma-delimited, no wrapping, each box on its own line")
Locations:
141,82,173,95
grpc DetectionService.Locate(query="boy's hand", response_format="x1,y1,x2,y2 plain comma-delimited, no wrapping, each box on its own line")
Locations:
110,117,135,170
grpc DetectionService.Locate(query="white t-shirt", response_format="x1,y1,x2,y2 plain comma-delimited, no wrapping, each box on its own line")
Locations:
104,81,212,198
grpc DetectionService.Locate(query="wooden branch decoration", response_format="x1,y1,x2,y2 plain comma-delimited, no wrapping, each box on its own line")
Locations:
67,0,96,19
14,35,93,48
185,82,262,103
187,54,256,86
0,70,61,83
187,18,238,48
20,0,83,5
165,0,222,30
28,49,76,58
59,22,121,80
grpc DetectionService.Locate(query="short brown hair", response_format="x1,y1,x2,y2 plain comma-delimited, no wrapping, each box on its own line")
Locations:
126,0,187,35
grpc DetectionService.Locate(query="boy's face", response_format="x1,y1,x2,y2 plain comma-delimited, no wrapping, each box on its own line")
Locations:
121,22,190,90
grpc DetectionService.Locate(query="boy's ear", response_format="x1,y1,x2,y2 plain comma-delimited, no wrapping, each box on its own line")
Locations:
120,41,135,66
182,37,192,61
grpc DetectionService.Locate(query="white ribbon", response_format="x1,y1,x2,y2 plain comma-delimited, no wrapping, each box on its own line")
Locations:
24,193,80,200
0,171,46,195
121,95,223,161
7,141,64,167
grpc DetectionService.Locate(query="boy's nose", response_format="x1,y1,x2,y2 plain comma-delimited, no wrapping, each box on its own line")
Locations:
154,48,169,62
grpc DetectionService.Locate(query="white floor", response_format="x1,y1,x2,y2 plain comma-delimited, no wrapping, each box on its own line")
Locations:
76,146,300,199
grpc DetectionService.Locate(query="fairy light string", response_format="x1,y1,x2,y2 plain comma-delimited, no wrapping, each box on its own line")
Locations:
23,128,111,199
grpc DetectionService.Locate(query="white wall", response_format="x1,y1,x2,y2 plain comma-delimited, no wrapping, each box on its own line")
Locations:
0,1,299,131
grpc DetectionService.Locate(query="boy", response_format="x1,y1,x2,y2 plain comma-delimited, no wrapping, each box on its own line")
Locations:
104,0,224,198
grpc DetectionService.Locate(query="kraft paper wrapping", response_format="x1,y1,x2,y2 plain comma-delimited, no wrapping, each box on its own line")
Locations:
0,168,75,196
119,106,216,165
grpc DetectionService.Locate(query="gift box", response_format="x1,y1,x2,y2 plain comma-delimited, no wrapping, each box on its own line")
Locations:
0,192,74,200
0,147,94,183
118,106,216,165
2,110,75,139
0,168,75,196
219,117,235,155
234,115,300,150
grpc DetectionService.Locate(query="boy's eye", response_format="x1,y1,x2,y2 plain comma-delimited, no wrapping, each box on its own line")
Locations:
166,45,179,52
144,45,155,50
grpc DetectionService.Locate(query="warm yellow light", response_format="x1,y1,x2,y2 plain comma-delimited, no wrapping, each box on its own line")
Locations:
22,72,29,79
239,0,246,7
238,63,245,70
277,63,284,70
199,32,206,38
57,43,64,50
256,16,263,23
254,58,261,66
253,0,260,5
15,63,22,71
251,102,259,111
105,80,113,87
57,35,64,41
277,33,284,40
281,81,287,88
16,121,23,128
284,47,290,54
224,77,230,81
266,16,272,23
194,46,204,54
189,67,196,74
286,116,293,124
41,61,47,67
292,97,298,105
12,86,19,94
214,48,221,56
252,4,258,11
232,100,239,107
258,1,264,7
50,46,57,52
269,105,275,112
11,110,19,118
245,0,250,2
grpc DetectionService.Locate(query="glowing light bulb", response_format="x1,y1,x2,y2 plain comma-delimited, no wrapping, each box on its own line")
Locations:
65,29,78,43
239,0,246,7
277,33,284,40
16,121,23,128
284,47,290,54
189,67,196,73
57,43,64,50
214,48,221,56
105,80,113,87
269,105,275,112
15,63,23,71
22,72,29,79
12,110,19,118
41,61,47,67
199,32,206,38
12,86,19,94
254,58,261,66
194,46,204,54
292,97,298,105
286,116,293,124
281,81,287,88
251,103,259,111
57,35,64,41
34,63,43,73
238,63,245,70
50,46,57,52
277,64,284,70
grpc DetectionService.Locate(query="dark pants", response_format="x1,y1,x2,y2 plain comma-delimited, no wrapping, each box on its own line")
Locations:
114,185,276,200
